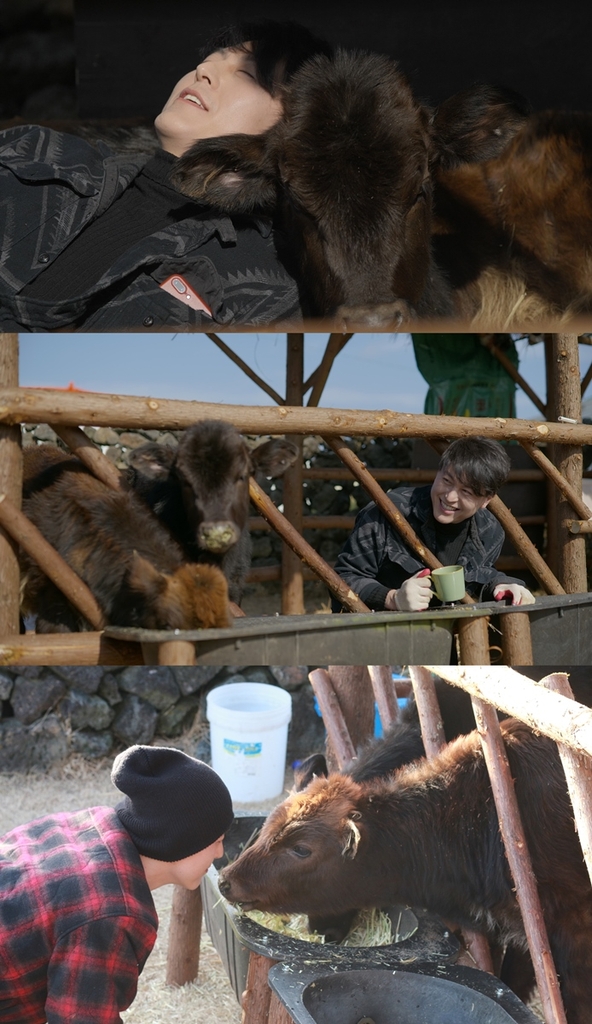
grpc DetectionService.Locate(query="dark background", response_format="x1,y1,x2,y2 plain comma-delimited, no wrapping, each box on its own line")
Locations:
74,0,592,118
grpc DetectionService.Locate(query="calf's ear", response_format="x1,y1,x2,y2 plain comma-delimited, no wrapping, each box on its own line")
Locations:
127,443,177,481
431,83,532,168
171,134,278,214
251,438,299,478
293,754,329,791
341,818,361,859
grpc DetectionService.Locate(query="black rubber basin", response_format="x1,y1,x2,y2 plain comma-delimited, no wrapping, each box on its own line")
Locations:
268,963,541,1024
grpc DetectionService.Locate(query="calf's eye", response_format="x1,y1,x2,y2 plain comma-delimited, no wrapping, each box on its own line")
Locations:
291,844,312,858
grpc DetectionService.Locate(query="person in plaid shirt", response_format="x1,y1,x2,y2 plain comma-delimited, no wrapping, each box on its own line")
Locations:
0,745,234,1023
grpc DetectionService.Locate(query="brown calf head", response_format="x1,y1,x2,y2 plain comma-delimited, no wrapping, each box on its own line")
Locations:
218,774,367,916
127,556,230,630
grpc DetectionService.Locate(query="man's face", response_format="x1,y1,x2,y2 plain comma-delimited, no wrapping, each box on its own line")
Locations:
430,467,492,524
171,835,225,890
155,45,283,157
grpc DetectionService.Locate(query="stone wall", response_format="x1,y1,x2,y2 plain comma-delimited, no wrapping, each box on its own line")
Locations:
0,664,326,772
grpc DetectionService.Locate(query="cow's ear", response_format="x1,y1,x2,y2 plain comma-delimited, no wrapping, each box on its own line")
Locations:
341,818,361,859
127,550,167,597
251,438,299,479
431,83,532,169
293,754,329,791
127,443,177,481
171,133,278,214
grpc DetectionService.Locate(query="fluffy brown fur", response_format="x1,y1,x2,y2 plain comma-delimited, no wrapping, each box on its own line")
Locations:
21,444,230,632
220,720,592,1024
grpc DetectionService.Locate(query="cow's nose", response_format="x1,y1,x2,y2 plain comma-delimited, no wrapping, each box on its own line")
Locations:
198,520,240,553
218,878,231,897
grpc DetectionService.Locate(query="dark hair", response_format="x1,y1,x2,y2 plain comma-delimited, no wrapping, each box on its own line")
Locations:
438,436,511,496
199,20,334,96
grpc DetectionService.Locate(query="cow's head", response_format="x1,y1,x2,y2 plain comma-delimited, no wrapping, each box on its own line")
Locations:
172,54,532,325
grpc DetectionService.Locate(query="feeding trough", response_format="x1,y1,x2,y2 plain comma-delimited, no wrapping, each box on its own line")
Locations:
201,813,460,1004
268,963,541,1024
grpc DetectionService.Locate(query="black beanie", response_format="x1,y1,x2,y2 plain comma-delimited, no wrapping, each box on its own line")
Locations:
112,745,234,861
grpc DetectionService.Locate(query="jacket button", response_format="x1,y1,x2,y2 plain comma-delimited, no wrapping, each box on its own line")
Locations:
39,254,50,264
143,315,154,326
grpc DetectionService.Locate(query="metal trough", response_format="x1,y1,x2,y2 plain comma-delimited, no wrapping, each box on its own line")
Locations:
201,814,459,1004
268,963,540,1024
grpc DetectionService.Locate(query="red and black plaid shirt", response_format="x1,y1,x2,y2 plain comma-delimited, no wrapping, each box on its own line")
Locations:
0,806,158,1024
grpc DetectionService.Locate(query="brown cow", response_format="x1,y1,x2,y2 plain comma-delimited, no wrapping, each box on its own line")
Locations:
125,421,298,604
21,444,230,633
169,50,546,327
219,720,592,1024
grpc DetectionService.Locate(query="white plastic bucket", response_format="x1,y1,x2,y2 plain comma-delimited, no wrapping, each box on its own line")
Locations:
206,683,292,802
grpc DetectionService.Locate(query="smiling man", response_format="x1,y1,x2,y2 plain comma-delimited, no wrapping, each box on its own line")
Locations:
0,745,233,1024
0,20,332,332
332,436,535,611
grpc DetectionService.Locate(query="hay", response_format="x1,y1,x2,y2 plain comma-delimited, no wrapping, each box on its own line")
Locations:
244,907,394,947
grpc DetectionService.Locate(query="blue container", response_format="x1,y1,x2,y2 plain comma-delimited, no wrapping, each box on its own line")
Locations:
313,673,410,738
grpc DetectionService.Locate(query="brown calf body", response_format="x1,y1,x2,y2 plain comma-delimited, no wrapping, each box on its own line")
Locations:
21,444,230,632
220,720,592,1024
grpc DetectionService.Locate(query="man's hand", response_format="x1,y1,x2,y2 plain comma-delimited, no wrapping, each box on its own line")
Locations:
385,568,432,612
493,584,536,606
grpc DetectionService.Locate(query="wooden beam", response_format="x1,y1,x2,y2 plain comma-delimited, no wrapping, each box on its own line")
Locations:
306,333,353,407
0,336,21,635
480,335,547,416
367,665,399,728
0,632,142,665
3,388,592,444
51,423,123,490
205,333,285,405
521,440,592,523
281,335,305,614
308,667,357,769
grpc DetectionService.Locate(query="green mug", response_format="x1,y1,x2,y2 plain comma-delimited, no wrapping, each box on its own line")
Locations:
430,565,465,603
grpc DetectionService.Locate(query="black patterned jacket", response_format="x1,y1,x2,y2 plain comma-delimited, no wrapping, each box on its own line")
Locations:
0,125,301,331
332,484,525,610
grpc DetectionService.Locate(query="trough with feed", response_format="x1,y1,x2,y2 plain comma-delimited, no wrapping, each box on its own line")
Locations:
201,814,460,1003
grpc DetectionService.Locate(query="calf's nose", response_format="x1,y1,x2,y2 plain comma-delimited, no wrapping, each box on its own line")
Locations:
218,877,231,897
198,520,240,553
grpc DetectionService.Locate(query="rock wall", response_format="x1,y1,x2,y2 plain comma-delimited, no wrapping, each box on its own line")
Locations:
0,664,326,772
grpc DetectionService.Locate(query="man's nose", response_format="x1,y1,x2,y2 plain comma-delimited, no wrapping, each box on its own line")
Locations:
196,62,216,88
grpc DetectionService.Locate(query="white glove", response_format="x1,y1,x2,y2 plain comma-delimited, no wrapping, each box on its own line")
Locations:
387,568,433,612
493,584,536,606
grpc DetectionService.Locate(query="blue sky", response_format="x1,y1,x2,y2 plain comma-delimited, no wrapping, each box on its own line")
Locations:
17,332,571,419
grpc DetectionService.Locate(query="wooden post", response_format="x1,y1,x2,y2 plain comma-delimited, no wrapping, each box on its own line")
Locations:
241,952,277,1024
0,631,143,665
267,990,294,1024
327,666,375,764
281,335,305,614
367,665,399,729
546,335,587,593
544,337,560,578
407,665,494,974
471,697,567,1024
538,672,592,890
51,423,123,489
308,667,357,769
499,612,534,666
456,616,491,665
0,336,21,635
157,640,196,665
165,884,203,986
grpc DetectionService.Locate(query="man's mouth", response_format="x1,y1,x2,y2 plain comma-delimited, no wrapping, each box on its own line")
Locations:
179,89,208,110
439,499,458,513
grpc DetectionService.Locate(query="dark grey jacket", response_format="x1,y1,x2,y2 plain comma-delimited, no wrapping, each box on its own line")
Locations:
332,484,525,610
0,125,301,331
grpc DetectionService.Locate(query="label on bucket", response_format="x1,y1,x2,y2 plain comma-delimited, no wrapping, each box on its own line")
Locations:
223,739,262,757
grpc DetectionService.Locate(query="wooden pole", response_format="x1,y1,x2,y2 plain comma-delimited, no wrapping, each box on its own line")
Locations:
407,665,494,974
456,617,491,665
0,493,105,630
51,423,123,490
471,697,567,1024
157,640,196,666
0,336,21,635
538,672,592,890
521,441,592,523
3,388,592,443
281,335,305,614
165,885,203,986
480,335,547,416
424,666,592,757
0,631,142,665
248,478,369,612
267,991,294,1024
567,520,592,534
241,952,277,1024
326,666,375,762
206,333,285,405
367,665,399,729
544,337,560,578
499,612,534,666
308,668,357,769
546,335,587,593
306,334,352,406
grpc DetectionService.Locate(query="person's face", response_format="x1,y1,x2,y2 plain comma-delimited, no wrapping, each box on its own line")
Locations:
430,467,492,525
155,45,283,157
170,835,225,890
